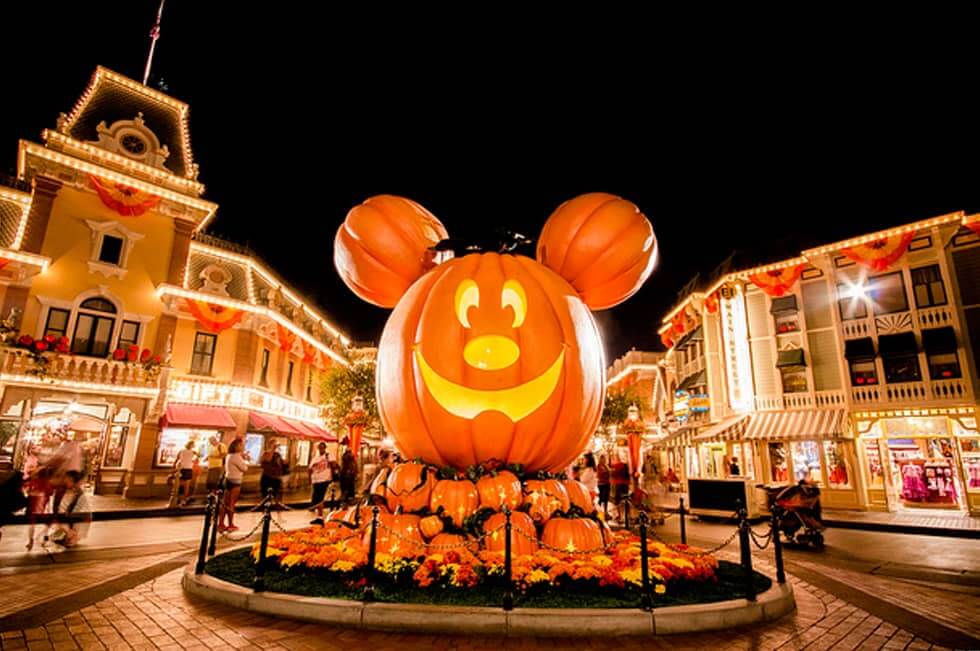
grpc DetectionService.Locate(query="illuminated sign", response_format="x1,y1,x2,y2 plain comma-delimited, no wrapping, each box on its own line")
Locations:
168,378,321,424
721,284,754,412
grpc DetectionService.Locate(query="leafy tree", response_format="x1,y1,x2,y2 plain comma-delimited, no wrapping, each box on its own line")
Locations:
601,389,644,427
319,358,380,436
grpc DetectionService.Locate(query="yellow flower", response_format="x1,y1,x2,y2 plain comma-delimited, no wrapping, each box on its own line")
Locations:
331,560,356,572
620,568,642,586
655,584,666,594
591,555,613,567
527,569,550,584
280,553,304,568
428,553,444,564
664,557,694,570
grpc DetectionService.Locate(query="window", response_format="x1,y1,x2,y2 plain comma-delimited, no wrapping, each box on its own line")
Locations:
190,333,217,375
71,298,117,357
823,441,851,488
867,272,909,315
244,433,264,465
780,367,808,393
768,443,788,482
837,284,868,320
43,308,70,338
883,355,921,383
791,441,822,485
928,353,961,380
103,426,128,467
98,235,124,265
118,320,140,348
849,359,878,385
259,349,270,387
911,265,946,308
285,361,295,396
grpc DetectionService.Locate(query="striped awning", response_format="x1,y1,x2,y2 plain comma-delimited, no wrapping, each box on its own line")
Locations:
693,414,751,443
652,425,698,448
742,409,848,441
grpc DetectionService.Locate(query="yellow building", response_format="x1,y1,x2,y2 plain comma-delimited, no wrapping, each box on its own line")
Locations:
0,67,350,498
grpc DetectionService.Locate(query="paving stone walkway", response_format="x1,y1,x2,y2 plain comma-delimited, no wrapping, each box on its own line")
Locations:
0,567,963,651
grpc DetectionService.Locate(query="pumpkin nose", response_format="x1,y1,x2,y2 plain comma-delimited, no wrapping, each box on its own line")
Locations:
463,335,520,370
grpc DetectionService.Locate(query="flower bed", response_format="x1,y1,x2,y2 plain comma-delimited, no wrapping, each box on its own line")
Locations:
204,527,770,609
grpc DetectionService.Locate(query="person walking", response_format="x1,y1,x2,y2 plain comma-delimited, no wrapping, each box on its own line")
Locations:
219,438,248,532
579,453,598,505
205,435,227,494
50,434,84,515
611,457,630,518
339,449,356,504
174,440,198,506
597,454,611,516
260,439,285,503
308,443,333,525
24,450,53,550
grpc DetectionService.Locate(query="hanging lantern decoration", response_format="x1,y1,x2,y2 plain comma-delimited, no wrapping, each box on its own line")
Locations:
840,232,915,272
276,323,296,351
748,264,804,298
185,299,245,333
89,175,161,217
344,395,368,460
622,404,644,485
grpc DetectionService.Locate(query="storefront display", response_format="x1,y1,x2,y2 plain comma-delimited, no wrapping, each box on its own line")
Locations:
791,441,822,484
699,442,725,478
863,439,884,488
244,433,264,465
295,439,311,466
157,428,218,467
685,447,699,478
103,425,128,468
887,438,960,508
768,442,788,482
824,440,851,488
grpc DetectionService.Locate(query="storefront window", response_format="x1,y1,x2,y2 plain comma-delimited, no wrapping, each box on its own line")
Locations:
823,441,851,488
699,442,725,479
157,428,214,468
295,439,311,466
791,441,822,484
883,355,921,383
864,439,884,488
0,420,19,467
742,443,755,479
849,360,878,386
244,433,264,465
768,442,788,482
927,352,961,380
960,438,980,493
685,447,699,478
103,426,128,468
887,437,961,508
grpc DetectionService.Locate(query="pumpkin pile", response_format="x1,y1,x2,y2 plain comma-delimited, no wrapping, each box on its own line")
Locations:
325,459,614,558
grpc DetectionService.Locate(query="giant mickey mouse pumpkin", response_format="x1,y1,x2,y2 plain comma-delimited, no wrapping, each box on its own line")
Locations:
335,193,656,472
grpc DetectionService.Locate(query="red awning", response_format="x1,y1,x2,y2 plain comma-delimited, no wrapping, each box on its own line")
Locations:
161,404,237,429
248,412,303,436
284,418,337,442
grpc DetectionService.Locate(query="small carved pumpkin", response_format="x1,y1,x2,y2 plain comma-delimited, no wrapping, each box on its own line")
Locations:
523,479,570,523
482,511,537,556
334,195,448,308
367,513,424,558
562,479,596,515
541,518,605,554
430,478,479,527
419,514,444,539
385,462,436,513
476,471,523,512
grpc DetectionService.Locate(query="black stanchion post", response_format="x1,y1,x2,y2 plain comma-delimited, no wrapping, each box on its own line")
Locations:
735,499,756,601
208,489,223,556
623,499,631,529
638,512,652,611
364,505,380,601
679,497,687,545
503,506,514,611
195,493,215,575
772,506,786,584
253,490,273,592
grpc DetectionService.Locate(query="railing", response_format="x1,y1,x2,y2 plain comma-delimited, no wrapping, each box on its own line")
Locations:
917,305,955,329
755,395,783,411
928,377,969,401
755,389,846,412
0,346,161,389
851,377,971,406
841,318,871,339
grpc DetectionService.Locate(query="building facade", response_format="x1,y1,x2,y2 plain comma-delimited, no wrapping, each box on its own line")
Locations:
656,212,980,515
0,67,350,498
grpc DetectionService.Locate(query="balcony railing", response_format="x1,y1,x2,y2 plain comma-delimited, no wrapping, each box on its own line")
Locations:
0,347,161,390
841,319,871,339
917,305,955,329
754,389,846,412
850,377,971,406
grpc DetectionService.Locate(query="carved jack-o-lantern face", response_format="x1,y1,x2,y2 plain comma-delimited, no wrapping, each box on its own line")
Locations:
379,252,605,471
335,192,657,472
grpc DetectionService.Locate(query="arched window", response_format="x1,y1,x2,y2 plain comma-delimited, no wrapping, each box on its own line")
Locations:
71,298,118,357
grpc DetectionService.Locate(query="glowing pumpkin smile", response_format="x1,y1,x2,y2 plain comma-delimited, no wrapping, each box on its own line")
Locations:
414,345,565,422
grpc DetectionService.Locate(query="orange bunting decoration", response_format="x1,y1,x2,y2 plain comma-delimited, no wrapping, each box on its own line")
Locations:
704,291,719,314
660,331,674,349
0,259,9,272
748,264,804,298
841,233,915,272
276,324,296,351
965,219,980,237
301,341,317,364
89,175,161,217
185,299,245,333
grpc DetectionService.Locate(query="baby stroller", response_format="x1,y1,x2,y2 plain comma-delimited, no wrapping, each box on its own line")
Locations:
762,480,825,549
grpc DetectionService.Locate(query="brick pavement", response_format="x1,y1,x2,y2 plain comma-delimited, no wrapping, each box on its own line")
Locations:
0,567,962,651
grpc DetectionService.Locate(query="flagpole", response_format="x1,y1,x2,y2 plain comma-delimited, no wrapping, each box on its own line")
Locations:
142,0,166,86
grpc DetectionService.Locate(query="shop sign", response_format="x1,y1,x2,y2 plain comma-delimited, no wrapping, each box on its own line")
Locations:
721,286,753,412
168,379,320,423
689,394,710,413
674,389,690,422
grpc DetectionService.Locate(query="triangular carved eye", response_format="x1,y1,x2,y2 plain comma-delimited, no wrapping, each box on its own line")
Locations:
501,280,527,328
455,279,479,328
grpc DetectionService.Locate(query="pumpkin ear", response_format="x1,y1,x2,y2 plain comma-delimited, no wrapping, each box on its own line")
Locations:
536,192,657,310
334,195,449,308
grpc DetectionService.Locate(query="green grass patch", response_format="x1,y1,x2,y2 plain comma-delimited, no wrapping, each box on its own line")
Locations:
205,549,772,609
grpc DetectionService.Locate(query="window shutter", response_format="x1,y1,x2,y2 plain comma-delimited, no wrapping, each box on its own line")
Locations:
808,330,841,390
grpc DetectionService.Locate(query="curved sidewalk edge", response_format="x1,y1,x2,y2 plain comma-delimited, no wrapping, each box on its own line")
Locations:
182,563,796,636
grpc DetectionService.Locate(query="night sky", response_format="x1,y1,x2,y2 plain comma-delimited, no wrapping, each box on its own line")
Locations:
2,5,978,361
